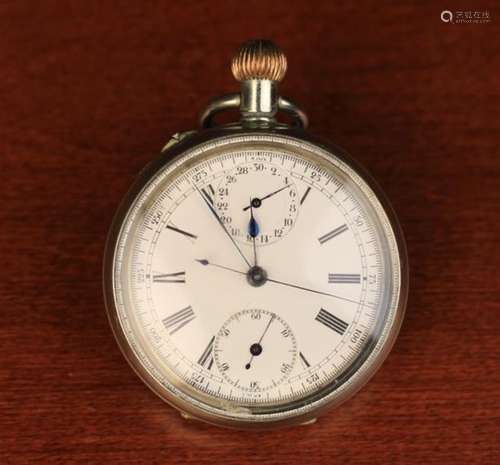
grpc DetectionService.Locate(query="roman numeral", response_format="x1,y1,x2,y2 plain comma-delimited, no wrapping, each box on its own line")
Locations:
315,308,349,335
299,186,311,205
166,224,198,240
318,224,348,244
299,351,311,368
201,184,215,205
162,306,195,335
198,336,215,370
153,271,186,283
328,273,361,284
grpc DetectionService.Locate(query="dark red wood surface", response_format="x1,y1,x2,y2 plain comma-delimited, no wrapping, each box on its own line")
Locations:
1,2,499,464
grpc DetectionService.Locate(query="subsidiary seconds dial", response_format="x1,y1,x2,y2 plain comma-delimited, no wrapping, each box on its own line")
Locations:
214,309,297,393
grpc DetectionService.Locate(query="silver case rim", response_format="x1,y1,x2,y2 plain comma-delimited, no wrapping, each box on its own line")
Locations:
102,127,409,430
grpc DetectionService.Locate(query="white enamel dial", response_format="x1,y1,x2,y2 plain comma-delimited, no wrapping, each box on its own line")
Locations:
109,134,404,420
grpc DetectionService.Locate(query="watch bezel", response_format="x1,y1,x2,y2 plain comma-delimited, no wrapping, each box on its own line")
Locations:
103,127,409,429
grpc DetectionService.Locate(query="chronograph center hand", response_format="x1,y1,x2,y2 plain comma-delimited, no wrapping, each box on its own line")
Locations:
195,259,366,307
194,183,251,269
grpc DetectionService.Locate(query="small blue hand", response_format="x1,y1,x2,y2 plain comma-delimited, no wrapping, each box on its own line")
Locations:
249,216,260,238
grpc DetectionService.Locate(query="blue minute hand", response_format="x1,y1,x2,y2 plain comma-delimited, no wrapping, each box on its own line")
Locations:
194,183,251,268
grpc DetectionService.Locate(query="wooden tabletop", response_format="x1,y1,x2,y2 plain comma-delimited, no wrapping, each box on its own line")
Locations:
1,2,499,464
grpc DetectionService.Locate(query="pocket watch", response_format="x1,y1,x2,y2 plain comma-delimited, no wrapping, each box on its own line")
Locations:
103,40,408,429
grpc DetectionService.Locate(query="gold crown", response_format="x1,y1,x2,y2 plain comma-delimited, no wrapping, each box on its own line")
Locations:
231,40,287,82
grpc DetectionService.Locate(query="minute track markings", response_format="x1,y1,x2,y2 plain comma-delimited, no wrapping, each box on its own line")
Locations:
162,306,195,335
299,352,311,368
315,309,349,335
318,224,348,244
299,186,311,205
198,336,215,370
153,271,186,283
328,273,361,284
166,224,198,240
201,184,215,204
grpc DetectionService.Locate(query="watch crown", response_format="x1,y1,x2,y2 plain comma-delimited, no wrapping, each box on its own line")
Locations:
231,40,287,82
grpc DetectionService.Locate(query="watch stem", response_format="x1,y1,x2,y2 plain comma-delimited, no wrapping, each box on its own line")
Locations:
231,39,287,82
231,40,287,124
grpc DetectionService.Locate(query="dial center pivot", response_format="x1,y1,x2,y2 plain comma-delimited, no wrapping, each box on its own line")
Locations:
247,265,267,287
250,343,263,356
251,197,262,208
